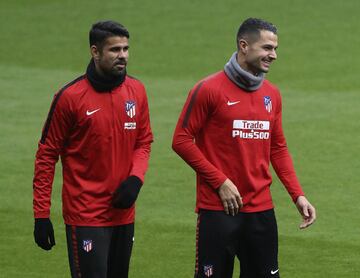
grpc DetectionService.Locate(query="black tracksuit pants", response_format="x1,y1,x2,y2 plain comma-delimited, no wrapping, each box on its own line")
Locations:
66,223,134,278
195,209,280,278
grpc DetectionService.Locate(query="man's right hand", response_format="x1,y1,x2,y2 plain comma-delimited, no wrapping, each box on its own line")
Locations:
218,178,243,216
34,218,56,251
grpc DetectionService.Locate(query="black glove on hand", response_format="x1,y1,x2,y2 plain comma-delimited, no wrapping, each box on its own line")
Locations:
34,218,55,251
112,176,143,209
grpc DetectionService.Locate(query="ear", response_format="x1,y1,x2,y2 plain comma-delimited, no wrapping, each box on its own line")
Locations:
238,39,248,55
90,45,100,61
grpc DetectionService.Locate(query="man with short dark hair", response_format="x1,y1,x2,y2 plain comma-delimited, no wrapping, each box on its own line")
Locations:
172,18,316,277
33,20,153,278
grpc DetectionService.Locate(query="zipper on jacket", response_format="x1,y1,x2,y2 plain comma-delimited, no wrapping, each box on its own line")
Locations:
109,91,115,130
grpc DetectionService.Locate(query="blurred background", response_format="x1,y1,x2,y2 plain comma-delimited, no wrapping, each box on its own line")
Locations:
0,0,359,277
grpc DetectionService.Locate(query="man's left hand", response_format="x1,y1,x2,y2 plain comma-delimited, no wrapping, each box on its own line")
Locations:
112,176,143,209
296,196,316,229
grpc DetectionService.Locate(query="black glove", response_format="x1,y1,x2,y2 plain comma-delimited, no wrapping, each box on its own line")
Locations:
112,176,143,209
34,218,56,251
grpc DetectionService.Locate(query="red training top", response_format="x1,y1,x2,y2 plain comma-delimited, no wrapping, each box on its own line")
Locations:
172,71,303,213
33,75,153,226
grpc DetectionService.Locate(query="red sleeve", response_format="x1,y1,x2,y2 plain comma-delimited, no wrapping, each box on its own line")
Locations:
129,88,153,183
33,91,73,218
270,94,304,202
172,82,227,189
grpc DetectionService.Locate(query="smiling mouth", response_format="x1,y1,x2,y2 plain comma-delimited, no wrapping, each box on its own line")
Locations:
115,63,126,68
262,60,271,66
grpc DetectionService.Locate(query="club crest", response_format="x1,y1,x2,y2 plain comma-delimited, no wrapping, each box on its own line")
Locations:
83,239,93,252
203,265,213,277
125,100,136,118
264,96,272,113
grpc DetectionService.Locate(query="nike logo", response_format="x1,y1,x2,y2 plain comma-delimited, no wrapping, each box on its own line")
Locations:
271,269,279,275
86,108,101,116
227,100,240,106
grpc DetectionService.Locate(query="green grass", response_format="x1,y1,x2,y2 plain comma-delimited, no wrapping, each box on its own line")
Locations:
1,0,359,277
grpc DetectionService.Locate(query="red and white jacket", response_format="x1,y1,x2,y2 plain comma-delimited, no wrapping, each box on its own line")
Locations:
172,71,304,213
33,75,153,226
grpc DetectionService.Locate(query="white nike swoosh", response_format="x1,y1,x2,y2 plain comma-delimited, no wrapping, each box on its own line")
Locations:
86,108,101,116
227,100,240,106
271,269,279,275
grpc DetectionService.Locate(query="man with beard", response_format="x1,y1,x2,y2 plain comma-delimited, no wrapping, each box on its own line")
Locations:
33,21,153,278
172,18,316,277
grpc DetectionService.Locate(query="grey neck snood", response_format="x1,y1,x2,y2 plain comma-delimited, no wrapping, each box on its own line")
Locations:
224,52,264,92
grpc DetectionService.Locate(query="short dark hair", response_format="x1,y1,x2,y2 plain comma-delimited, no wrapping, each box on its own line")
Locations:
236,18,277,48
89,20,129,50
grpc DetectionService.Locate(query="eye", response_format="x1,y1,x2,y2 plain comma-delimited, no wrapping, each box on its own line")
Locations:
110,47,120,52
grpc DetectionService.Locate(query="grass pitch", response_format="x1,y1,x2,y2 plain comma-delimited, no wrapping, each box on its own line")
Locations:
0,0,359,277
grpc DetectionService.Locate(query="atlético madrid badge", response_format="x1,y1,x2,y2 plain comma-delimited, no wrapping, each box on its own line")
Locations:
264,96,272,113
125,100,136,118
203,265,213,277
83,239,93,252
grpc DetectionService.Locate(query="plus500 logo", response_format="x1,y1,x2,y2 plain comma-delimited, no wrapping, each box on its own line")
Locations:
232,120,270,140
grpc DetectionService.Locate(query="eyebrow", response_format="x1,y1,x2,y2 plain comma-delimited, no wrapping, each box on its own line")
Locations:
263,44,278,49
109,45,129,50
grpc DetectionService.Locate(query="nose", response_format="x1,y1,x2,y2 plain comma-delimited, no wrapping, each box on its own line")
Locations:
118,49,126,58
269,49,277,60
117,48,128,59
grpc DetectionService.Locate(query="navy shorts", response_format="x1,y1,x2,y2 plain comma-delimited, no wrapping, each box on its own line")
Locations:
195,209,280,278
66,223,134,278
